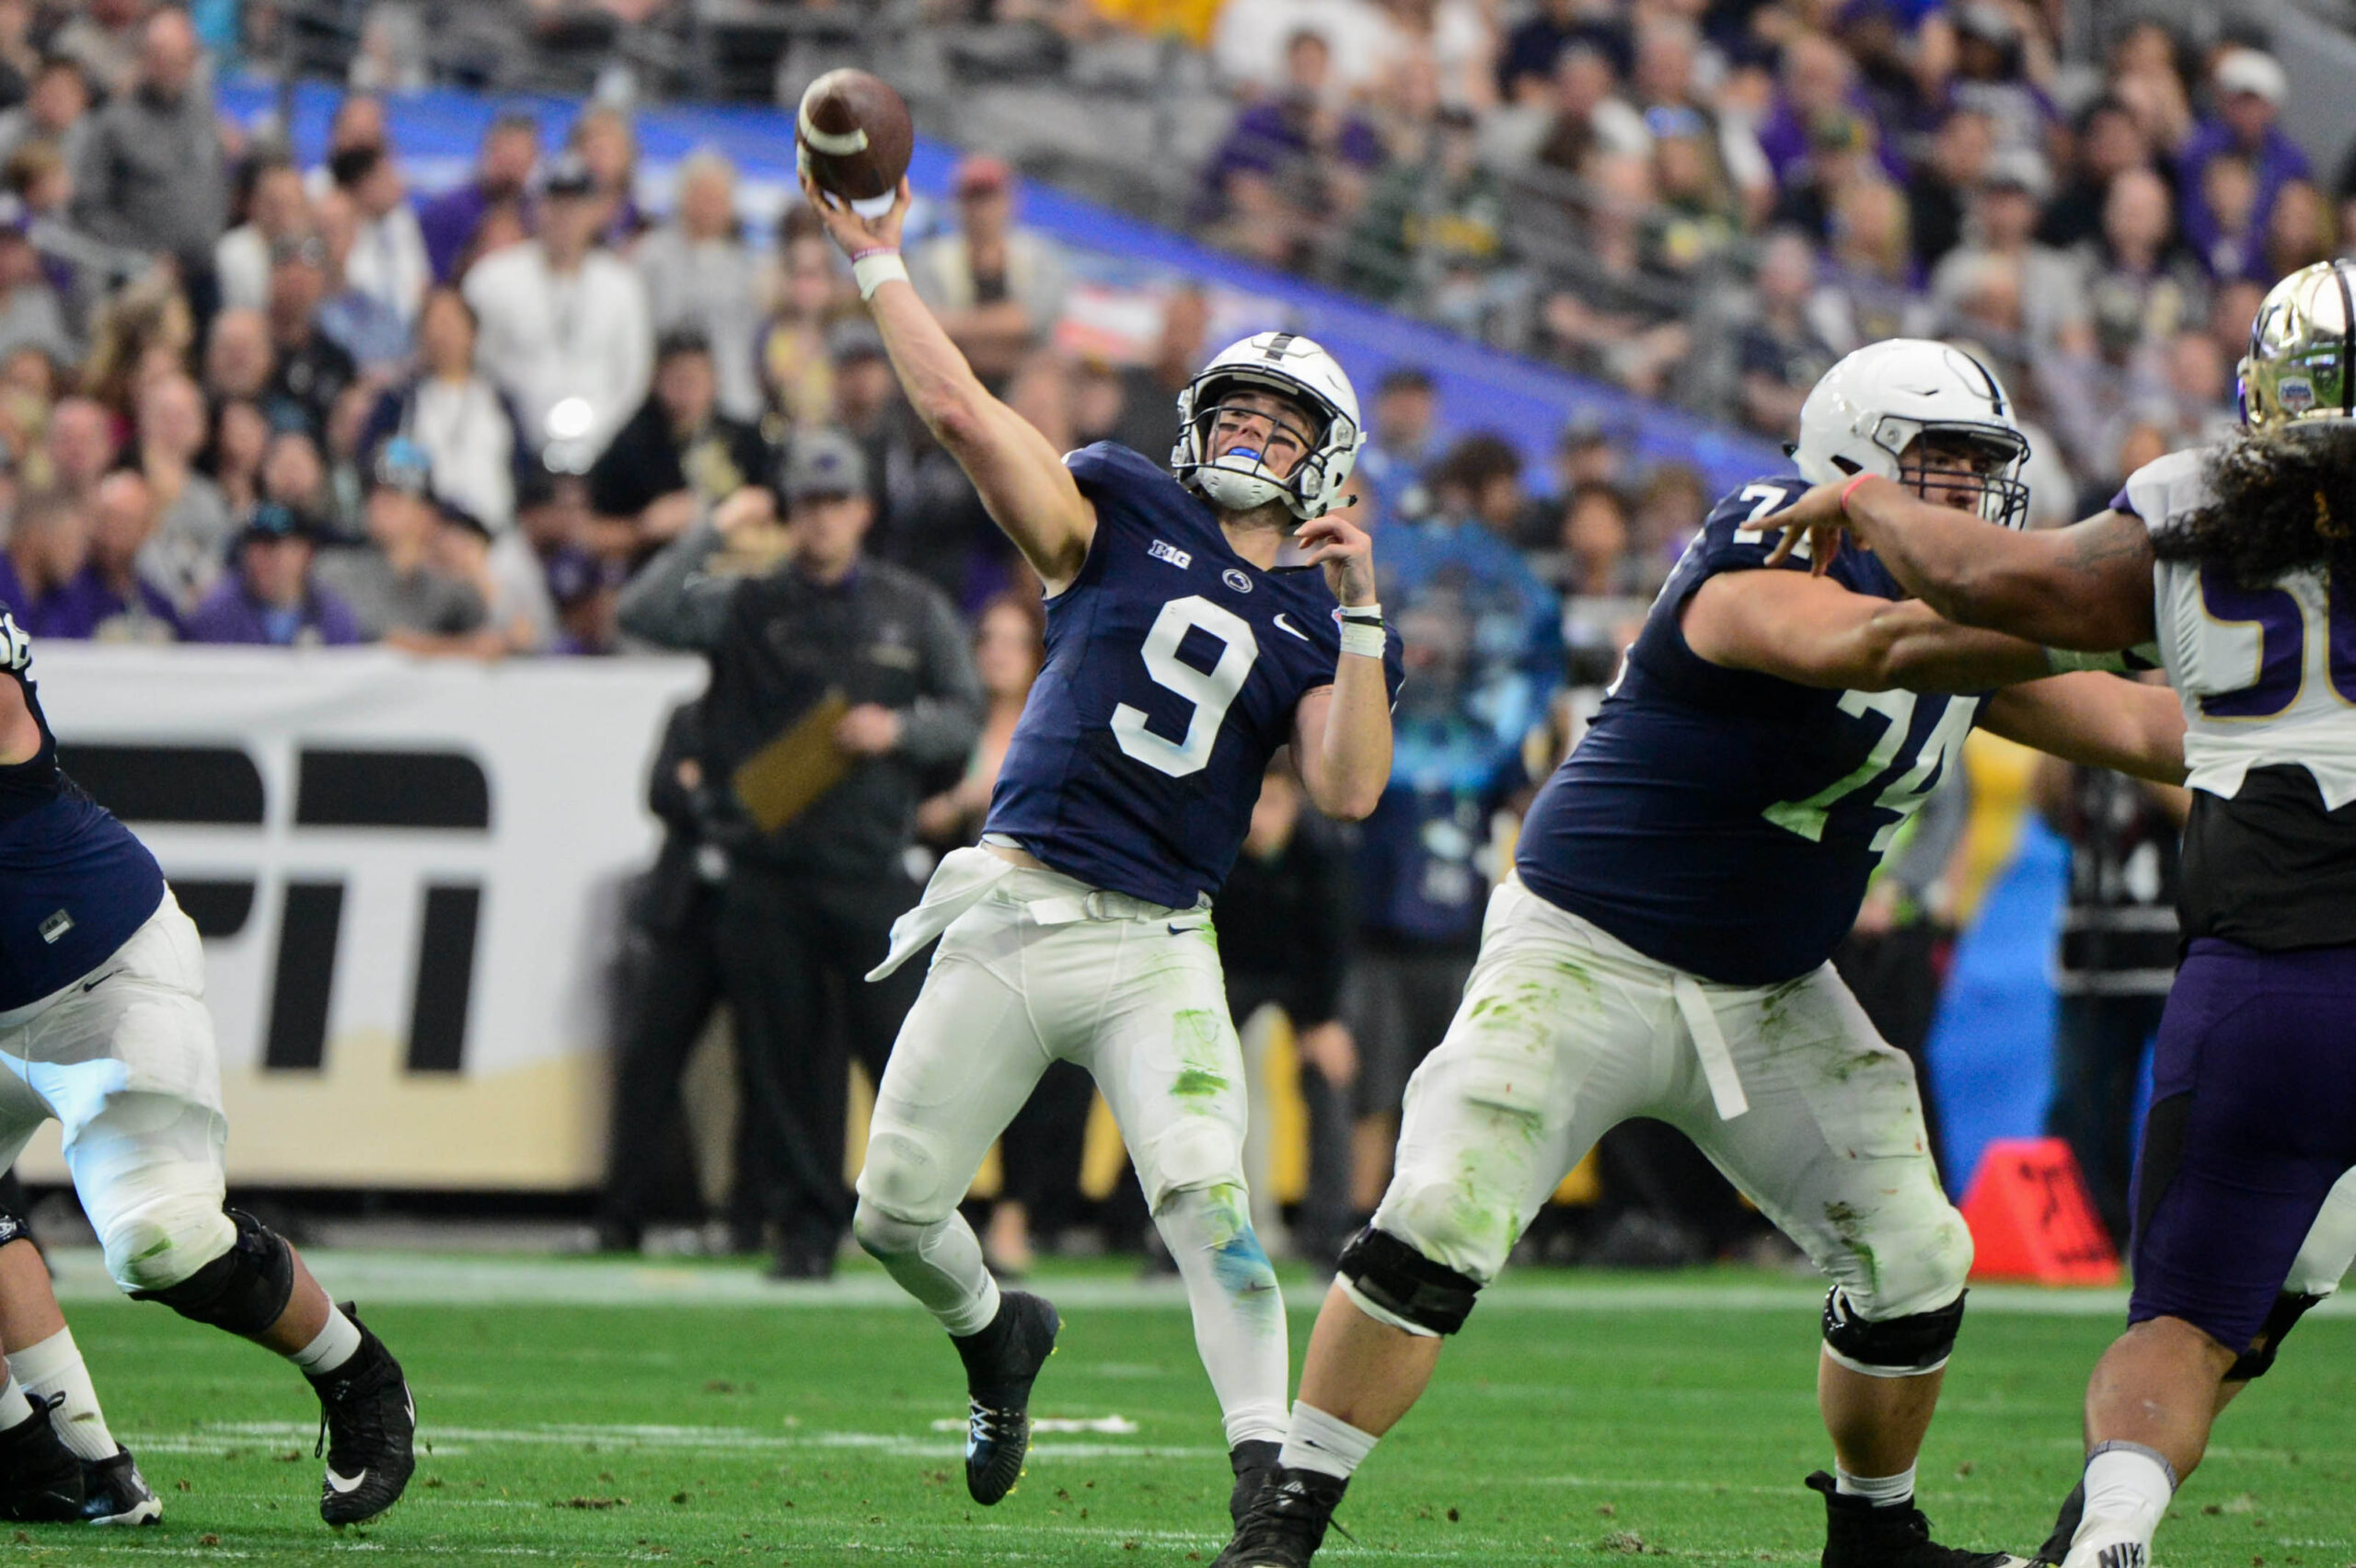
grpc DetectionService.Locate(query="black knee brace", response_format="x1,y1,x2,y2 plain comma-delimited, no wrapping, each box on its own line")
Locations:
1821,1287,1968,1376
1336,1226,1483,1335
128,1209,294,1335
2227,1290,2327,1382
0,1195,35,1251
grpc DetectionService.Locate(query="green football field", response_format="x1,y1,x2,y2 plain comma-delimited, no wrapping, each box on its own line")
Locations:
20,1251,2356,1566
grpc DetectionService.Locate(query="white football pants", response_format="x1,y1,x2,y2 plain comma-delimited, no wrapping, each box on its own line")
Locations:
0,890,236,1294
1367,876,1969,1328
855,849,1287,1447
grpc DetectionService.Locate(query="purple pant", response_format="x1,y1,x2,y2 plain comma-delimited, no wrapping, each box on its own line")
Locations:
2129,938,2356,1350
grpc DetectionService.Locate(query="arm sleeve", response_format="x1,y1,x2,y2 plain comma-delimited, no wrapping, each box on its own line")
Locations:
895,587,987,767
67,117,128,246
614,520,735,651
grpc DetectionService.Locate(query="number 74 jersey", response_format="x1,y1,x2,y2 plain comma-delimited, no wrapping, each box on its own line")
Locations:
982,443,1406,909
1514,474,1977,987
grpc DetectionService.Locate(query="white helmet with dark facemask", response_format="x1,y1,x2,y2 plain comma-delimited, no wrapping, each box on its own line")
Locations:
1792,339,2032,528
1172,332,1365,521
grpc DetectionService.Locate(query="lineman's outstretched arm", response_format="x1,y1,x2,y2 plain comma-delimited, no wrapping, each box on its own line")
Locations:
1683,570,2054,692
1980,674,2188,787
803,177,1097,594
1765,477,2158,651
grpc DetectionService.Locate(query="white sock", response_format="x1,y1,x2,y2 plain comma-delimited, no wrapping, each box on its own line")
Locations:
2063,1442,2175,1565
1155,1186,1288,1447
10,1328,117,1461
1835,1463,1916,1507
1279,1401,1378,1482
0,1374,34,1432
865,1209,1002,1339
287,1307,364,1376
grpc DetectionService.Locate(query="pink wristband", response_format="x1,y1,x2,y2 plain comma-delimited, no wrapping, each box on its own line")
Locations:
1838,473,1875,515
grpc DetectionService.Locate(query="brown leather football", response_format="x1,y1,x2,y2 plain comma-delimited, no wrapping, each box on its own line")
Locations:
796,69,913,211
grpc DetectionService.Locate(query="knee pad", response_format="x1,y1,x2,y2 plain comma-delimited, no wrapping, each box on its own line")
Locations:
98,1189,238,1295
127,1208,293,1334
1820,1286,1967,1378
1336,1225,1483,1337
2226,1290,2327,1382
855,1129,959,1228
1138,1121,1244,1215
0,1192,35,1252
850,1197,930,1262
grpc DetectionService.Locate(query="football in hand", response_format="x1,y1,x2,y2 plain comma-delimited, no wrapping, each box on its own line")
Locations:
796,69,914,218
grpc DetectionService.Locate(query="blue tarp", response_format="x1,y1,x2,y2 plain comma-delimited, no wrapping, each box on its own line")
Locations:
215,76,1786,498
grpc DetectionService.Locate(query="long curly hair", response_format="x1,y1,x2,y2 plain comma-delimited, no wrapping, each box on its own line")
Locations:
2152,423,2356,585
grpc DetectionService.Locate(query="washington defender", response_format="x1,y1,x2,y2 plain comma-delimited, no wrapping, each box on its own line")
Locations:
1765,261,2356,1568
1215,341,2187,1568
801,174,1403,1519
0,608,414,1528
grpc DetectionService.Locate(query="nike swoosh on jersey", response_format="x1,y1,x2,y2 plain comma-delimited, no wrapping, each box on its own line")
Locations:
80,972,115,993
324,1468,368,1494
1273,614,1311,641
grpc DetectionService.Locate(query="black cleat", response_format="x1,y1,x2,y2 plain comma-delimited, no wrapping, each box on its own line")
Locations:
309,1305,416,1528
1212,1465,1348,1568
0,1398,86,1522
951,1291,1059,1506
1811,1471,2033,1568
1229,1438,1281,1528
2034,1482,2085,1566
79,1447,160,1526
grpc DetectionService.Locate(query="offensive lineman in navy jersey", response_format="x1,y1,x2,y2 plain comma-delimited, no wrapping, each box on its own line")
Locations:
0,609,415,1528
801,176,1403,1522
1216,340,2189,1568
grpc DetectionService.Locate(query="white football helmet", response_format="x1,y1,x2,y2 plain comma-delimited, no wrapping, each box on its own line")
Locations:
1792,339,2032,528
1172,331,1365,521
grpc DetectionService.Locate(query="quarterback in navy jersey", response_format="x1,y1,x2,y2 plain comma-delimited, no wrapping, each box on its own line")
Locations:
1762,262,2356,1568
0,609,415,1528
1217,341,2188,1568
802,174,1401,1523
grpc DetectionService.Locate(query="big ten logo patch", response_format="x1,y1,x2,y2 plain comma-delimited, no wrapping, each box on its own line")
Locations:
61,744,491,1075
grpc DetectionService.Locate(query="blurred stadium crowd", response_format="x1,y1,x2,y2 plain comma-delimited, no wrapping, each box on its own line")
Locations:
0,0,2317,1273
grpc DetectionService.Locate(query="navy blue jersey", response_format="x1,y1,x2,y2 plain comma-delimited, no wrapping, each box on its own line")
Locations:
985,444,1406,907
0,609,165,1012
1516,478,1981,986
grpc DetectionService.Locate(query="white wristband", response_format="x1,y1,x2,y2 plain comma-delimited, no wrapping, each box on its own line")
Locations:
852,249,907,300
1339,620,1386,659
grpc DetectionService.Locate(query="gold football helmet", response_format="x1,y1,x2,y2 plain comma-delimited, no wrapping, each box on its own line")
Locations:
2240,259,2356,431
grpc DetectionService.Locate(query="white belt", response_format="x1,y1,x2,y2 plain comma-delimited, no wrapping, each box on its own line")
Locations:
1669,974,1750,1120
865,846,1209,982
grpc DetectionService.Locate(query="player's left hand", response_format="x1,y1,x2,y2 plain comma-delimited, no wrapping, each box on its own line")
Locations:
836,703,902,756
1760,479,1855,575
1296,513,1376,606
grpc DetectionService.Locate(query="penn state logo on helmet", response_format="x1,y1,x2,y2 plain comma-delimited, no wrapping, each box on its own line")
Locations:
1172,331,1366,521
2239,259,2356,432
1792,339,2032,528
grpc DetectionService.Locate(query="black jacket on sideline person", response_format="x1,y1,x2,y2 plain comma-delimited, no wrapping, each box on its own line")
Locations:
616,520,984,880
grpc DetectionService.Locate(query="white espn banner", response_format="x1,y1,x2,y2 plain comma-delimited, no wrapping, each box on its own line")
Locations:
14,646,708,1190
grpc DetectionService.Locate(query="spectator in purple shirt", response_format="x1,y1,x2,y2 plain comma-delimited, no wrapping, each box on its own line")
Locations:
417,110,539,283
181,501,364,646
37,468,179,640
2177,49,2309,269
1197,29,1385,271
1755,31,1900,188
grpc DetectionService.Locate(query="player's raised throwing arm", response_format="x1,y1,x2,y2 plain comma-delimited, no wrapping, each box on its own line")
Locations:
803,177,1097,593
1292,513,1392,821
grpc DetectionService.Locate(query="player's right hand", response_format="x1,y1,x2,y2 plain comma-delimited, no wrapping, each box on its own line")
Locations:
1761,478,1856,575
801,172,912,259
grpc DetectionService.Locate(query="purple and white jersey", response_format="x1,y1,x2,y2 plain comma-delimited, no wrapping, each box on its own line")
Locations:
2118,446,2356,948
